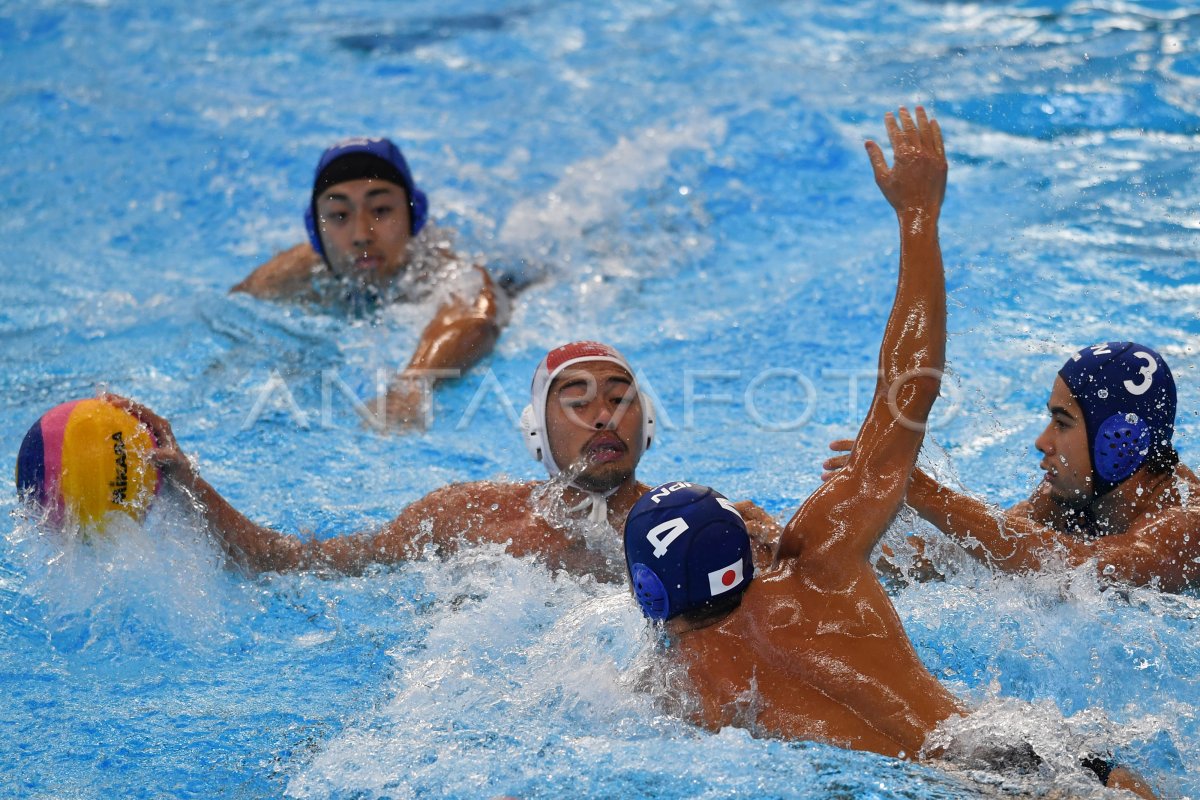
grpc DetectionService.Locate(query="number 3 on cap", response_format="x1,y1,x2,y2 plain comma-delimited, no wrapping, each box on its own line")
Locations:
1124,352,1156,396
647,517,688,558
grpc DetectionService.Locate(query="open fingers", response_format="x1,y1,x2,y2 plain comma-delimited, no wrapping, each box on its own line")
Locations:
884,111,903,158
915,106,935,152
822,453,851,469
102,392,152,422
828,438,855,452
101,393,176,448
896,106,918,153
864,139,889,183
931,118,944,160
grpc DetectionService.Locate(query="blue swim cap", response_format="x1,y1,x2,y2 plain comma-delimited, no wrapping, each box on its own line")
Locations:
624,482,753,621
304,137,429,259
1058,342,1177,495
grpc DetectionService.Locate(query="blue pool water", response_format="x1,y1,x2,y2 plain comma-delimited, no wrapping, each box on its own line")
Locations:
3,0,1200,797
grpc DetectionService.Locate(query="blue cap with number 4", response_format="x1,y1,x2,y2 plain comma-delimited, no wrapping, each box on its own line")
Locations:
1058,341,1176,495
624,482,754,621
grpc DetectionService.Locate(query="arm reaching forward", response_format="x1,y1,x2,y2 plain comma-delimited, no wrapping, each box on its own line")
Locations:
105,395,436,574
908,467,1200,592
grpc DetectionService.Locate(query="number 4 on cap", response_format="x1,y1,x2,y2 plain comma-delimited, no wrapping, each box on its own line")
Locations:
647,517,688,558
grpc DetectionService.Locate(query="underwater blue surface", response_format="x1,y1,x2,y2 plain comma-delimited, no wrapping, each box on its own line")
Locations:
2,0,1200,797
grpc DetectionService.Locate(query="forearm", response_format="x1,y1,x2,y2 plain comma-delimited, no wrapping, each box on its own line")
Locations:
878,217,944,401
398,270,502,384
404,313,499,376
186,474,401,574
908,470,1065,571
183,472,320,574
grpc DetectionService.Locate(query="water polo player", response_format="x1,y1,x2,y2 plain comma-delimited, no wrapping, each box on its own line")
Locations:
826,340,1200,591
106,340,778,579
622,108,1154,798
231,137,504,429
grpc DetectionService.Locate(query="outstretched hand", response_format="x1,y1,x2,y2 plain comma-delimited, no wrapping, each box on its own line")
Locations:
101,393,197,485
865,106,946,221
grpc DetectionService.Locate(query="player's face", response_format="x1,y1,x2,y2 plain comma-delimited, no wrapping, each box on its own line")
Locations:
545,362,645,493
1034,377,1095,505
315,178,412,288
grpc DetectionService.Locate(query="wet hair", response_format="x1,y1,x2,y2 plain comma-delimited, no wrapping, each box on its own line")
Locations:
1144,444,1180,476
1080,753,1115,786
312,153,411,200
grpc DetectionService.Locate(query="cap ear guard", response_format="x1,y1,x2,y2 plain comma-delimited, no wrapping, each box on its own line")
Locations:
520,404,543,461
630,563,670,620
304,205,324,257
641,394,656,452
1093,412,1151,484
409,184,429,236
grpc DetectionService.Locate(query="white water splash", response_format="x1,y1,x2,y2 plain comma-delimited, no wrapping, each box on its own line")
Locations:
499,115,728,248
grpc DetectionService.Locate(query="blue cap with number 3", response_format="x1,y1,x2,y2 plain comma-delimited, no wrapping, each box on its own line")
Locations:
1058,341,1176,495
624,482,754,621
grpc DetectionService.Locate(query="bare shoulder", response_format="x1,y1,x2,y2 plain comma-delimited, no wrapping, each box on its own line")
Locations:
1128,497,1200,536
1175,461,1200,490
231,243,321,298
1100,500,1200,592
370,479,537,558
408,480,535,518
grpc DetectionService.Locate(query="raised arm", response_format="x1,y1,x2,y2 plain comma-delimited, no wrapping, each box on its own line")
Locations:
776,107,946,566
371,265,504,429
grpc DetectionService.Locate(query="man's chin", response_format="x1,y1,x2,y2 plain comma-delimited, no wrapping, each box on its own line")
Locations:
572,463,634,494
1048,484,1093,510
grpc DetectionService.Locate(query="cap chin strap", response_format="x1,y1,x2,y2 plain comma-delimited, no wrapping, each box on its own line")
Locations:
564,483,620,525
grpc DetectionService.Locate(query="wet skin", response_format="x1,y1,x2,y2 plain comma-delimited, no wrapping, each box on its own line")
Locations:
1033,376,1095,506
544,362,644,494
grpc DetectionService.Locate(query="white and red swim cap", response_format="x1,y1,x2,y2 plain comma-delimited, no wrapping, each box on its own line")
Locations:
520,340,655,478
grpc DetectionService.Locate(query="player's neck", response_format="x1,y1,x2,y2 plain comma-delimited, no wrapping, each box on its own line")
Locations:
557,476,646,526
1090,468,1177,536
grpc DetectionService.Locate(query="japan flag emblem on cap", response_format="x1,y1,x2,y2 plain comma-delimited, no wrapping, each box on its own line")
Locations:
708,559,745,596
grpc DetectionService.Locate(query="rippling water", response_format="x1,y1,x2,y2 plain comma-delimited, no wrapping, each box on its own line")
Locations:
2,0,1199,797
